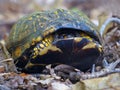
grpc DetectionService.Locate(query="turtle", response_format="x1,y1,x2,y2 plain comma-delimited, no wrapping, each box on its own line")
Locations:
6,9,102,73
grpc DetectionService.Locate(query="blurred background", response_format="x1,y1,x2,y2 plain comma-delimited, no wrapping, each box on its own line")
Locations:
0,0,120,40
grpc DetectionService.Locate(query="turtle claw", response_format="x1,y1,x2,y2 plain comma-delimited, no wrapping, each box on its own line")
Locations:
80,59,120,79
102,59,109,68
103,59,120,71
91,64,96,74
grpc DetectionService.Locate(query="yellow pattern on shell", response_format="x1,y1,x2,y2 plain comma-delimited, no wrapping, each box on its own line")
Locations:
36,36,42,42
31,38,36,45
31,37,42,46
43,27,55,36
39,23,45,28
33,21,36,32
28,17,32,20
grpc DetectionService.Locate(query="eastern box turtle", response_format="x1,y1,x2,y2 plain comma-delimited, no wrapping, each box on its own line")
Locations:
6,9,102,73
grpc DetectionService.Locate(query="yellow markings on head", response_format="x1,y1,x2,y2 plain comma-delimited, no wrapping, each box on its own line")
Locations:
14,46,22,57
82,42,96,50
39,44,62,56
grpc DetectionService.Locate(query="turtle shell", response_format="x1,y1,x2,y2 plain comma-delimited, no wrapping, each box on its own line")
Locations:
6,9,101,73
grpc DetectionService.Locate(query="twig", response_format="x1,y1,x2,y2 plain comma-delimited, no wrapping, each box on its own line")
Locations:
0,58,13,63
